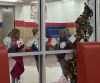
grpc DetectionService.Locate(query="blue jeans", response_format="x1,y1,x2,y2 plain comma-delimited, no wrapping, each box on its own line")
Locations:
59,59,66,76
11,75,20,83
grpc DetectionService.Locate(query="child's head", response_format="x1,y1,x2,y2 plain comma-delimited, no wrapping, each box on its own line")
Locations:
11,29,20,41
59,29,68,37
8,32,11,38
59,29,68,41
32,28,38,36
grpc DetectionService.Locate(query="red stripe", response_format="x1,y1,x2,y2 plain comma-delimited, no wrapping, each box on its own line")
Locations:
46,23,63,26
63,22,75,28
15,20,38,28
15,20,24,27
15,21,75,28
25,22,38,28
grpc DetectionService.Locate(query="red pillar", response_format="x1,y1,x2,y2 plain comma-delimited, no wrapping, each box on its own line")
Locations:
0,44,10,83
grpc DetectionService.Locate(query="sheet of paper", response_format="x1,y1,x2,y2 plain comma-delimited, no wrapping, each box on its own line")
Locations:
69,35,76,43
9,58,16,72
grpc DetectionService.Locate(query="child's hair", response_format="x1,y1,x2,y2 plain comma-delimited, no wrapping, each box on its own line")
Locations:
11,29,20,41
59,29,68,36
8,32,11,37
32,28,38,36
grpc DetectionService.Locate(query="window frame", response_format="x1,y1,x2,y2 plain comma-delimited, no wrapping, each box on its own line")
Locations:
7,0,97,83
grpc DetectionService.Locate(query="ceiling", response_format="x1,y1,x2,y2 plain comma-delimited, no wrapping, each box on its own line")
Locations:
0,0,62,6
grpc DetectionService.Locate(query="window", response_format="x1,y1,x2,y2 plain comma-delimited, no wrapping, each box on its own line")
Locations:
0,0,96,83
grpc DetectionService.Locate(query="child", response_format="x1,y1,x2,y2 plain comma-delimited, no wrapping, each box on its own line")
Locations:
31,28,49,71
53,29,71,77
8,29,24,83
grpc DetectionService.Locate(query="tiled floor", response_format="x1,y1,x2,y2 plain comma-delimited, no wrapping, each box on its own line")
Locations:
10,62,62,83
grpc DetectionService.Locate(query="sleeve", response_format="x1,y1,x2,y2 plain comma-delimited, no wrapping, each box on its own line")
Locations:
8,47,16,53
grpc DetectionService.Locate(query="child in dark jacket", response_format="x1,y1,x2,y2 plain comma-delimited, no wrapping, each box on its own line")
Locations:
31,28,49,71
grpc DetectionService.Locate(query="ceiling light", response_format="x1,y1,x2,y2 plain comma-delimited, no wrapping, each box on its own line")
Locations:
62,0,68,1
0,0,19,2
31,1,38,3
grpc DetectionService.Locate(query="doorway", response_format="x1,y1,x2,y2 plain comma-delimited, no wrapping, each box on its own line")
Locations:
2,6,15,39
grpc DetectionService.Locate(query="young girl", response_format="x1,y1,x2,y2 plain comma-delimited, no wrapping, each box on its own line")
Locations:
9,29,24,83
31,28,49,71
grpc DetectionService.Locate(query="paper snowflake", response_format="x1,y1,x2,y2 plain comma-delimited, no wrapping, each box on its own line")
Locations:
64,53,73,61
17,39,24,47
45,37,48,43
23,56,35,66
69,35,76,43
89,33,93,42
9,58,16,72
57,75,68,83
51,38,57,46
60,42,66,49
46,55,57,68
26,40,33,47
3,37,11,45
80,39,84,42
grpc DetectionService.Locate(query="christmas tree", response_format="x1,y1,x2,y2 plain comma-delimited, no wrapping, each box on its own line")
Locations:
65,0,93,83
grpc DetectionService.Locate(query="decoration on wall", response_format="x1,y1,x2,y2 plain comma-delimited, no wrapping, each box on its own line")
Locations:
31,5,38,19
45,6,47,19
31,5,47,20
